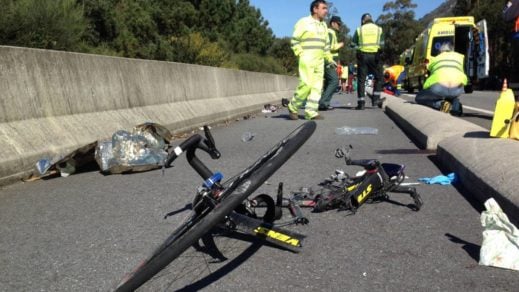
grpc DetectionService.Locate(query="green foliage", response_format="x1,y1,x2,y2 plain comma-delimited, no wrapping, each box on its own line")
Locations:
0,0,87,50
267,37,297,74
231,53,286,74
0,0,291,75
377,0,421,65
171,32,230,67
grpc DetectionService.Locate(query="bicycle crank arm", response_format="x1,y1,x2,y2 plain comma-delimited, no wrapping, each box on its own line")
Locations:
227,211,305,253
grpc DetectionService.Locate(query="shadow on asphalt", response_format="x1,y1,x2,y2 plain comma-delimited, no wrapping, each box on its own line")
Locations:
426,155,485,215
463,131,491,138
445,233,480,262
175,233,270,291
376,149,436,155
176,230,299,291
462,113,493,120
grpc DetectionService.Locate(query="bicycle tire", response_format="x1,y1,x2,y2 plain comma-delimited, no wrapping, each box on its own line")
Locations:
115,121,316,291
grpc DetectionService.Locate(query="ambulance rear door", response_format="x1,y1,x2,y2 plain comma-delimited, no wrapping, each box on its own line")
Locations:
475,19,490,80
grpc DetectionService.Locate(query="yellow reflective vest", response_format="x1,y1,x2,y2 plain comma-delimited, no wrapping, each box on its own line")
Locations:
291,15,333,63
356,23,383,53
423,51,468,89
384,65,405,86
328,28,341,60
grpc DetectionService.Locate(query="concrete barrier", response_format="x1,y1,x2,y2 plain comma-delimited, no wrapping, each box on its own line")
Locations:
383,94,486,149
0,46,298,186
437,134,519,223
383,93,519,222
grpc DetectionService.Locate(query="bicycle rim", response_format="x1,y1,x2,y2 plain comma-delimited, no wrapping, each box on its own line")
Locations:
115,121,316,291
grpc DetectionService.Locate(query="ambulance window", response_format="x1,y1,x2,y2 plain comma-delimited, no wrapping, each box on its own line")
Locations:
431,37,454,57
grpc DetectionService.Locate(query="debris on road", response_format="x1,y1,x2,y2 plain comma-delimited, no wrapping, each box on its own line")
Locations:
479,198,519,271
241,131,256,142
335,127,379,135
29,123,172,179
418,173,457,185
262,104,279,113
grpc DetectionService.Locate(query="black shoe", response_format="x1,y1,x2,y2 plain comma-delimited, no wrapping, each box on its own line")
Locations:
319,105,335,111
355,101,365,110
451,103,463,116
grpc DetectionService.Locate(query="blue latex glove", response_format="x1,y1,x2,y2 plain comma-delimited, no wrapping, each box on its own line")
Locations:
418,173,457,185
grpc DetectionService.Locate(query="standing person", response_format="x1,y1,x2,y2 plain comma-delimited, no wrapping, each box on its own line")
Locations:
415,43,467,116
352,13,384,110
347,63,355,93
340,62,349,93
288,0,335,120
319,16,344,110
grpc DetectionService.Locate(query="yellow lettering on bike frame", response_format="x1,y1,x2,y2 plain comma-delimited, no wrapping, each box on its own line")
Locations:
357,184,373,203
254,226,300,247
346,184,359,192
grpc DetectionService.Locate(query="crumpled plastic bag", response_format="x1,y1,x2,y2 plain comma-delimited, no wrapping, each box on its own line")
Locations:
418,172,456,185
479,198,519,271
95,123,171,174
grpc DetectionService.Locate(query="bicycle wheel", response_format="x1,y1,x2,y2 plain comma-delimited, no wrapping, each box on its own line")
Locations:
115,121,316,291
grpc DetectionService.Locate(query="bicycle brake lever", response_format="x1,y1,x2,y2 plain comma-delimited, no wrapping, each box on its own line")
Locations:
203,125,221,159
203,125,215,148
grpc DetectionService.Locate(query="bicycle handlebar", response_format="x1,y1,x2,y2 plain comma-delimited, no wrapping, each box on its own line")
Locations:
164,126,221,181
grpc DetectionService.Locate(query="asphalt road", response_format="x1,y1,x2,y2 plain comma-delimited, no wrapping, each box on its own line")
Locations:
1,93,517,291
400,90,499,130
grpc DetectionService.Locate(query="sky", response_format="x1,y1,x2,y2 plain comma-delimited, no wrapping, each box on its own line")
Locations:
248,0,447,38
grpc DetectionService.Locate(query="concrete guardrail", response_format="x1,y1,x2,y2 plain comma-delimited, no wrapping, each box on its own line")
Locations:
0,46,297,186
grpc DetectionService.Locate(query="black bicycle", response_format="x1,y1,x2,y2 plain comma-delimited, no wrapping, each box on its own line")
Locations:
115,121,316,291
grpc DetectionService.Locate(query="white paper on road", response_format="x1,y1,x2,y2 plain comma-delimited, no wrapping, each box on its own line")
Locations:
479,198,519,271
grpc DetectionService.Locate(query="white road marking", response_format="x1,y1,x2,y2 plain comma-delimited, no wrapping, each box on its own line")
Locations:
462,105,494,115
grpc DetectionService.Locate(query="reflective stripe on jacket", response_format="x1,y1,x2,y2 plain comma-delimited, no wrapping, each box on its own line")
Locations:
291,15,333,63
423,51,468,89
357,23,382,53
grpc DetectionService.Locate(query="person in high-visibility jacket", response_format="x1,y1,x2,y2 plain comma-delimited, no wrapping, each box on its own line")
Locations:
352,13,384,110
319,15,344,111
288,0,335,120
383,65,405,96
340,63,349,93
415,43,467,116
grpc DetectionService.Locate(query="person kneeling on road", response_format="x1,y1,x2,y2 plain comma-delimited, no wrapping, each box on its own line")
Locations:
415,43,467,116
383,64,405,96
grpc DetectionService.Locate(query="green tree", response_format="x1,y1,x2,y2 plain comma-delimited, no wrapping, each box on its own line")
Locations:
0,0,87,50
268,37,297,74
225,0,274,54
171,32,230,67
377,0,421,64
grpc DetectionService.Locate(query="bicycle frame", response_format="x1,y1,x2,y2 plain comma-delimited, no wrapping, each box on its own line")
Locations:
313,149,423,213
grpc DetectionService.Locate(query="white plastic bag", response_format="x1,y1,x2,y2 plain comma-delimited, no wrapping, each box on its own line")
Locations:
479,198,519,271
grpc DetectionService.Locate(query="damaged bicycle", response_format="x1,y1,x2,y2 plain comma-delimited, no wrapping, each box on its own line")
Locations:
115,121,316,291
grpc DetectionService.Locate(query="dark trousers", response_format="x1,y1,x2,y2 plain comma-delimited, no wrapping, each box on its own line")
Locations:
415,84,463,113
320,63,339,107
356,52,383,101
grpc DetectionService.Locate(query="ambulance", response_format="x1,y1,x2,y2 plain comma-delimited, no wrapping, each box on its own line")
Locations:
403,16,489,93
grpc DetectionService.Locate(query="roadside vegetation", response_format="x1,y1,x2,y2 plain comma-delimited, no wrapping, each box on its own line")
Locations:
0,0,515,80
